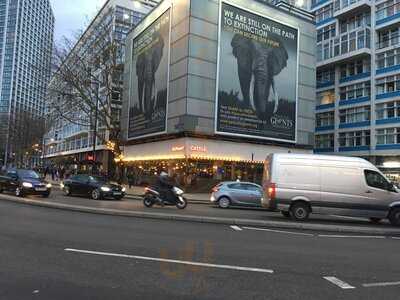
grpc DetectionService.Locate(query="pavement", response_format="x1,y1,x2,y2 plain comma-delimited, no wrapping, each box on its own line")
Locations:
1,189,400,236
1,200,400,300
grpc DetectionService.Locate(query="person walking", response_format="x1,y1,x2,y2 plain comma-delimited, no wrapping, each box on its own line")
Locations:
127,171,135,189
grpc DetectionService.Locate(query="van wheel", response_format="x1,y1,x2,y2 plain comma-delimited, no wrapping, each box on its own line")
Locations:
369,217,382,224
290,202,310,221
281,211,290,218
388,208,400,226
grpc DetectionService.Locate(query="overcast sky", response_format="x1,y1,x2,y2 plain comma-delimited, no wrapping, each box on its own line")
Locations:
50,0,107,42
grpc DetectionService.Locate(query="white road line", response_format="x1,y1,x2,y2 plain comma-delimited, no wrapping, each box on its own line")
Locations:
318,235,385,239
242,226,314,236
64,248,274,274
391,237,400,240
230,225,243,231
363,281,400,288
323,276,356,289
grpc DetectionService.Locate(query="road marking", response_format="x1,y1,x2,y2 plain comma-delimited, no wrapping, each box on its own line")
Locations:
318,234,385,239
242,226,314,236
230,225,242,231
64,248,274,274
323,276,356,289
363,281,400,288
391,237,400,240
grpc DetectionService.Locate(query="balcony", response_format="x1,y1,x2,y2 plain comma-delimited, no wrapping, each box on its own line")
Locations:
317,28,371,67
333,0,371,18
316,125,335,132
338,120,370,128
339,72,371,83
376,5,400,30
338,145,370,152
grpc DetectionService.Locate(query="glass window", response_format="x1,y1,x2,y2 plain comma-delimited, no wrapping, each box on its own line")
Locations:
364,170,390,190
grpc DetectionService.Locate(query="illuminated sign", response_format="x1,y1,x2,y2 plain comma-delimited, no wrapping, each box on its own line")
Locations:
190,145,207,152
171,146,185,152
171,145,207,152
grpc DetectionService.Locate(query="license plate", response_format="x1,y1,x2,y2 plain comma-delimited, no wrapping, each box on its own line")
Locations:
35,188,47,191
113,192,122,195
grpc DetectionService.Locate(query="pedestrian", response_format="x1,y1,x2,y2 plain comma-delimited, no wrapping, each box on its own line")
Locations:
59,167,65,181
127,171,135,189
51,167,55,181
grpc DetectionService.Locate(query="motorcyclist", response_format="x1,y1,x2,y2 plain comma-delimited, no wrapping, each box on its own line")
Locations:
155,171,175,203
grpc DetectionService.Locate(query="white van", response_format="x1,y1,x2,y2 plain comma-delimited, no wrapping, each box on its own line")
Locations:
261,153,400,226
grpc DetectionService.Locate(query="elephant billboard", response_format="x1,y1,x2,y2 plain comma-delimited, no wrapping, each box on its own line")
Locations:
216,2,299,143
128,9,170,139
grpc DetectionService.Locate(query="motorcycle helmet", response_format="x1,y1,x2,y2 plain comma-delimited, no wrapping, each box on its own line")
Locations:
160,171,168,177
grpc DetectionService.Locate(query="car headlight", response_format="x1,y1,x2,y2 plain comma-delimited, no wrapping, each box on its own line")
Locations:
121,187,126,192
173,187,184,195
60,183,64,188
46,183,52,188
100,186,111,192
22,182,33,188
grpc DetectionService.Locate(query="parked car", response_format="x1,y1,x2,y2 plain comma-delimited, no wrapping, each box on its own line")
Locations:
210,181,264,208
61,174,126,200
0,169,51,198
262,153,400,226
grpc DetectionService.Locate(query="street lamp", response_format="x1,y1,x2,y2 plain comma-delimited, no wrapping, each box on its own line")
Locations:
92,82,99,174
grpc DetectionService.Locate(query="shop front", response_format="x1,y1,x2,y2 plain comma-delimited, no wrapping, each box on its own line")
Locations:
120,137,310,192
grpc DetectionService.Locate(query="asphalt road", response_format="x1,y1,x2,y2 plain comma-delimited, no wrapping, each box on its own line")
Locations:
0,200,399,300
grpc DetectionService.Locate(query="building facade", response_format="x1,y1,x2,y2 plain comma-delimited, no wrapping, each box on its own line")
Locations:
312,0,400,181
43,0,159,173
0,0,54,166
120,0,316,191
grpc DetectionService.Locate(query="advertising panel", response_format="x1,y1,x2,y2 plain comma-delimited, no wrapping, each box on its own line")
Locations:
216,2,299,142
128,9,170,139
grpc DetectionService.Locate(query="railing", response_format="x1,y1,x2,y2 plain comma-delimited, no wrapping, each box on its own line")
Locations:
334,0,368,11
376,33,400,50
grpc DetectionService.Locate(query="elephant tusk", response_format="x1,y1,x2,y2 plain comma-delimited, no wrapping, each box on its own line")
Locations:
273,90,279,114
249,75,256,111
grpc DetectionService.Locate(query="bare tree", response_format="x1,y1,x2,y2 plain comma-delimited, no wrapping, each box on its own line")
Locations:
6,110,49,166
46,18,125,159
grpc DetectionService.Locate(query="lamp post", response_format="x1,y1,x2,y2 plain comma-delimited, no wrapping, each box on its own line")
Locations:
92,82,99,174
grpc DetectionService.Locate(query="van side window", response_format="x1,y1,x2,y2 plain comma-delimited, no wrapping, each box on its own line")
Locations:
364,170,390,190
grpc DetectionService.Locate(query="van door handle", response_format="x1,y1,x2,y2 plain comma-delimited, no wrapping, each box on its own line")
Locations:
366,190,373,193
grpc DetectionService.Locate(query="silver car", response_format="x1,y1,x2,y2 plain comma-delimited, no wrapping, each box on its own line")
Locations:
210,181,264,208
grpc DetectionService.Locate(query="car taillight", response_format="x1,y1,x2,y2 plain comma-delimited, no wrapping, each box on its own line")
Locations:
211,186,219,192
267,183,276,200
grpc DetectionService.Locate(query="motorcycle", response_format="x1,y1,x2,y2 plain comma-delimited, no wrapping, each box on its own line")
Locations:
143,186,188,209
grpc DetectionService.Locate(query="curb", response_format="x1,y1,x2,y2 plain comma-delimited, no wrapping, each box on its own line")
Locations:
1,194,400,236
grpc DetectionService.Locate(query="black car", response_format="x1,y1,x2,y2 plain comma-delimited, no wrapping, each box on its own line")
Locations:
0,169,51,197
61,174,126,200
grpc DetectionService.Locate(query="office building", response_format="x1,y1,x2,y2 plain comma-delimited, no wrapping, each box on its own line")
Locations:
0,0,54,166
312,0,400,180
43,0,160,173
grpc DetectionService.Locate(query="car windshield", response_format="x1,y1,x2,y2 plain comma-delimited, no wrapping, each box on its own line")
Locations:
17,170,40,179
88,176,106,183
